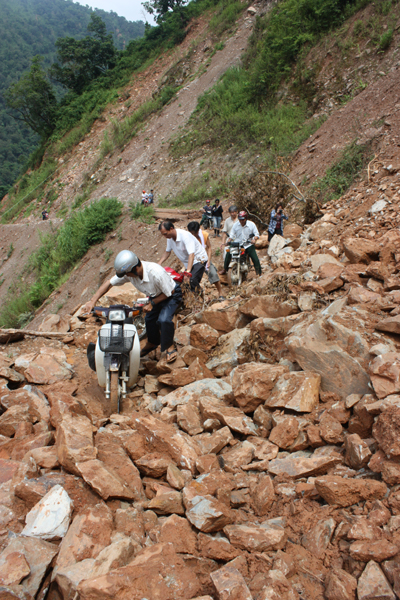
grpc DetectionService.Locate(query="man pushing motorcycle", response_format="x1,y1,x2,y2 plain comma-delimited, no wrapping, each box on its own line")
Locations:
83,250,181,363
223,211,262,276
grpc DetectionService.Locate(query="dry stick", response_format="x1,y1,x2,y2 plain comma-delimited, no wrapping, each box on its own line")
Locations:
255,169,306,202
0,328,72,339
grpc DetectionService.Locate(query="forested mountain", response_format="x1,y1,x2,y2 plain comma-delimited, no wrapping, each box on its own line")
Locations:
0,0,144,198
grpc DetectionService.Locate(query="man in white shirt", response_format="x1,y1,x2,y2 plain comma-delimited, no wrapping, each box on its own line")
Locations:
225,211,262,276
158,221,208,292
219,205,238,274
83,250,182,362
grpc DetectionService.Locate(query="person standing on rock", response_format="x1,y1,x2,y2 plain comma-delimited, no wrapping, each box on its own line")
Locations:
158,221,208,293
187,221,226,301
219,204,238,274
211,198,223,237
83,250,182,363
225,210,262,276
268,203,288,241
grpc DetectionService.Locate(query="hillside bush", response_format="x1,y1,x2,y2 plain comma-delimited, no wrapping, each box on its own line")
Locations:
130,202,155,223
0,197,122,328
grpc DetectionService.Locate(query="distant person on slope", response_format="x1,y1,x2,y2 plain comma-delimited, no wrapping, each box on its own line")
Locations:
219,204,238,275
141,190,148,205
225,211,261,276
158,221,208,293
42,209,49,220
200,199,213,228
187,221,225,301
148,189,154,204
268,203,288,241
212,198,223,237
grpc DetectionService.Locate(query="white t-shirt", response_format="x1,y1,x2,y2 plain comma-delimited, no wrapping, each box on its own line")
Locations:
110,261,175,298
222,216,237,236
166,229,208,269
230,220,260,249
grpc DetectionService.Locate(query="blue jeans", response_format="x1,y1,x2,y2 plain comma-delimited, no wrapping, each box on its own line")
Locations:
145,284,182,351
213,216,222,229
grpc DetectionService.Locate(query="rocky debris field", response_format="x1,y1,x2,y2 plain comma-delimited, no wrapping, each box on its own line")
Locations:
2,161,400,600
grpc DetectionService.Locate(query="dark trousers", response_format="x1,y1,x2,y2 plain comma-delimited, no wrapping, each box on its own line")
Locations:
190,262,206,292
145,284,182,351
268,228,283,241
224,244,261,275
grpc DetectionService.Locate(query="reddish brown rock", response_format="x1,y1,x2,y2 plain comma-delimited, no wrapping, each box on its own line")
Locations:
269,417,299,449
375,314,400,335
188,358,215,382
77,459,136,500
302,517,336,559
370,353,400,399
231,363,288,413
240,295,298,319
179,345,208,366
55,414,97,475
158,368,196,388
166,463,186,489
157,514,197,554
343,238,380,264
78,543,201,600
345,433,372,469
266,371,321,413
382,461,400,486
211,564,252,600
198,302,249,334
29,446,59,469
0,405,38,437
195,427,233,455
306,424,324,448
198,533,239,561
190,324,219,351
268,453,341,479
350,540,399,563
250,474,275,516
177,403,204,436
325,569,357,600
222,441,254,470
199,398,257,436
373,406,400,458
357,560,395,600
0,458,21,484
224,523,286,552
0,551,30,586
185,494,233,533
348,518,382,541
17,349,73,385
319,412,344,444
315,476,387,507
135,453,171,477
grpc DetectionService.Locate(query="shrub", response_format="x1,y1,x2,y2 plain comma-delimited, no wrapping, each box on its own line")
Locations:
378,28,393,51
130,202,155,223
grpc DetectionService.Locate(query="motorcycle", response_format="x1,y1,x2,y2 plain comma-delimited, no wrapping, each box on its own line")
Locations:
203,214,214,230
226,236,254,287
92,302,145,414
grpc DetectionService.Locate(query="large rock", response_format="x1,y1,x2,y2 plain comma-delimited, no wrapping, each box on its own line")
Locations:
197,303,249,334
199,397,256,435
22,484,73,540
99,282,143,306
315,476,387,507
162,379,233,408
343,238,380,264
0,404,38,437
375,315,400,335
370,353,400,399
77,459,137,500
206,329,251,377
231,363,288,413
0,535,58,597
55,414,97,475
345,433,372,469
310,254,342,272
133,414,199,473
266,371,321,413
190,324,219,351
55,503,113,574
285,299,371,398
240,295,298,319
39,314,70,333
349,540,399,563
1,385,50,424
357,561,395,600
211,565,252,600
77,543,201,600
325,569,357,600
302,517,336,559
224,523,286,552
185,494,233,533
373,406,400,459
158,514,198,554
268,452,341,479
15,348,73,385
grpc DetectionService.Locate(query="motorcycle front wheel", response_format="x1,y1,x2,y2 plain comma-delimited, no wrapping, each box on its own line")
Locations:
110,371,119,415
228,262,241,287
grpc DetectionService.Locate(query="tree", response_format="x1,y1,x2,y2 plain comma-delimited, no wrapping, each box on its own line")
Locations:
50,14,117,94
4,56,57,139
142,0,188,23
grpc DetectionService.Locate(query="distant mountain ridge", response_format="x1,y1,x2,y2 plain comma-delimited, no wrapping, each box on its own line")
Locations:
0,0,144,197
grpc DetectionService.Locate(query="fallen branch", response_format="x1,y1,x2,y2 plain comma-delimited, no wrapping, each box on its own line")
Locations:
0,328,73,344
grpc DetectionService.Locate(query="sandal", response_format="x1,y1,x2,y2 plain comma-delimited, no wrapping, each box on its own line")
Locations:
141,343,157,357
166,346,178,363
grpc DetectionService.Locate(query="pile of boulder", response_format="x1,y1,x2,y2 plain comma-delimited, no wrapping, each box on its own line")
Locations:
1,193,400,600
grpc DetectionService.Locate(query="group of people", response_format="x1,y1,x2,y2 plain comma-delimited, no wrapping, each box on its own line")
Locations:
84,198,288,365
141,190,154,205
200,198,223,237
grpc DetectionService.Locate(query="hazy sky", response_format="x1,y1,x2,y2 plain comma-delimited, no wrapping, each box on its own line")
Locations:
73,0,155,23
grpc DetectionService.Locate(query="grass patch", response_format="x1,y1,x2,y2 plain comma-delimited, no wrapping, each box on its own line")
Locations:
159,171,235,208
0,197,122,328
311,140,373,202
130,202,155,224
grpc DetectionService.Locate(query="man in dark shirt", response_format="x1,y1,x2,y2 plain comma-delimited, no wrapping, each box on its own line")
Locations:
200,199,213,228
212,198,223,237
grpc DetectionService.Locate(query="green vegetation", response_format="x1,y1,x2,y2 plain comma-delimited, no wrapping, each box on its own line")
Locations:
171,0,372,159
159,171,235,207
0,197,122,328
130,202,155,224
311,140,373,202
0,0,144,199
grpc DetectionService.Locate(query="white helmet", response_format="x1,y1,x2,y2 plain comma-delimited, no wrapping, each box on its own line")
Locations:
114,250,139,277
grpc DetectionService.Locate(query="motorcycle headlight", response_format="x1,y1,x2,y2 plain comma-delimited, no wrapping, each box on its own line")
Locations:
108,309,125,321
